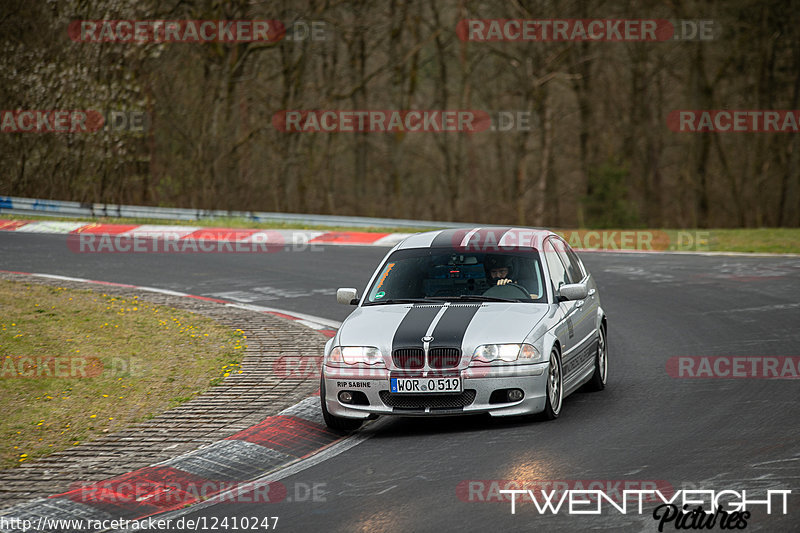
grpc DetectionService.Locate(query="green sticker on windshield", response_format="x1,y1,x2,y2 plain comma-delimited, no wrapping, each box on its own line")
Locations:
375,291,385,299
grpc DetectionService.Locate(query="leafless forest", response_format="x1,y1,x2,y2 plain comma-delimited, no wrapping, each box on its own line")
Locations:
2,0,799,228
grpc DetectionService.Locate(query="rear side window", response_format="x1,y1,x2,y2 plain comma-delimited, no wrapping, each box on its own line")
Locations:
553,238,585,282
566,248,586,281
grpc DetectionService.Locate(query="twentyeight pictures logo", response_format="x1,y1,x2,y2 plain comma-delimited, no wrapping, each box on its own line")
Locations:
496,488,791,514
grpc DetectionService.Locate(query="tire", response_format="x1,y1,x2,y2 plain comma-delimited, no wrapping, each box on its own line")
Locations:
585,324,607,392
541,348,563,420
320,376,363,431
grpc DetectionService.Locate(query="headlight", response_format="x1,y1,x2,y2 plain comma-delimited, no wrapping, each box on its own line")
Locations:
471,343,541,363
328,346,384,366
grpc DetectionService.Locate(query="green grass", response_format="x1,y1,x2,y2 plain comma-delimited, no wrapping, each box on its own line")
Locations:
0,281,244,469
555,228,800,254
704,228,800,254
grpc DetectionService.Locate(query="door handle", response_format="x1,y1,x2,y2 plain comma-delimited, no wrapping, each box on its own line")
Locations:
576,300,584,308
588,288,596,297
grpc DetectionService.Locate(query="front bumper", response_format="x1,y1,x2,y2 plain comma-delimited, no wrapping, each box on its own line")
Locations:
322,362,550,419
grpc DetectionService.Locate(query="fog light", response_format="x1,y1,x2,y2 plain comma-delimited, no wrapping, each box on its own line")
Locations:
338,391,354,404
507,389,524,402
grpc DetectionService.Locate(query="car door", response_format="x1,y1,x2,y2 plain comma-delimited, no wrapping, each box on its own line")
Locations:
542,238,582,382
552,237,597,378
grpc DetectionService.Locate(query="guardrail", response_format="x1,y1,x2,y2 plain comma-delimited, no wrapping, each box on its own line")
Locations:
0,196,467,229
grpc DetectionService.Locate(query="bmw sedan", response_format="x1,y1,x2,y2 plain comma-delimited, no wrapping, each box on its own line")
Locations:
320,227,607,430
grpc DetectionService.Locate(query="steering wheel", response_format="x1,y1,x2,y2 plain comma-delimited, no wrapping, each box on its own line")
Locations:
483,283,531,299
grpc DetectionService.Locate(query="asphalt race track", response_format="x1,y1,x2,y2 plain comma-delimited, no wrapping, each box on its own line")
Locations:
2,232,799,532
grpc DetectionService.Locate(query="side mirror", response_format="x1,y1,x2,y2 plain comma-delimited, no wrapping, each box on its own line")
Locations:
336,288,359,305
558,283,588,302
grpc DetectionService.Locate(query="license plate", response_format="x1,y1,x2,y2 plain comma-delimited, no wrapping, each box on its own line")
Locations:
390,376,462,394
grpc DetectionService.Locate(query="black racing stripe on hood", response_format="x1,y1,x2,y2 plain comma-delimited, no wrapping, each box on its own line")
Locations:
428,304,482,349
391,305,442,351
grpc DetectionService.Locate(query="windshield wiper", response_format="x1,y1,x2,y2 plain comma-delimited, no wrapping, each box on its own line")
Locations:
446,295,518,303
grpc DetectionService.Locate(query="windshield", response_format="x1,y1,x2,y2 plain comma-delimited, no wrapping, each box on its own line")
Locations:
363,248,547,304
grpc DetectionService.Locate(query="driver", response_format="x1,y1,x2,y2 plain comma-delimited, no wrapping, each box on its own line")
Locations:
485,256,516,286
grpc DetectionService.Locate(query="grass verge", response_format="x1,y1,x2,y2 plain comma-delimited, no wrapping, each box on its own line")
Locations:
0,280,244,469
702,228,800,254
555,228,800,254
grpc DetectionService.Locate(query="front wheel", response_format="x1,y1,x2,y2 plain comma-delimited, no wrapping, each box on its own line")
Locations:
320,376,363,431
585,325,607,391
541,349,563,420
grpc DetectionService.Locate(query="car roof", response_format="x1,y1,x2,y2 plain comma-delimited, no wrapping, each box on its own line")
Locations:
396,227,559,251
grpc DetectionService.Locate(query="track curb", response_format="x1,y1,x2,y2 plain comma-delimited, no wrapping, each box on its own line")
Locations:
0,271,346,530
2,219,798,256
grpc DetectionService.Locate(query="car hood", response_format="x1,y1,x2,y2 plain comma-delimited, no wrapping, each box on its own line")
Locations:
336,303,550,366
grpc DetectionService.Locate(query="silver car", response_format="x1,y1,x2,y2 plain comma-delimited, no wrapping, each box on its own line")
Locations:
320,227,607,430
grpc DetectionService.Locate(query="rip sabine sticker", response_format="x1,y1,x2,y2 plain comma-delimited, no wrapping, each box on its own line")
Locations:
336,381,372,388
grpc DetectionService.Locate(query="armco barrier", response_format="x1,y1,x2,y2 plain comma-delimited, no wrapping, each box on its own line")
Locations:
0,195,466,229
